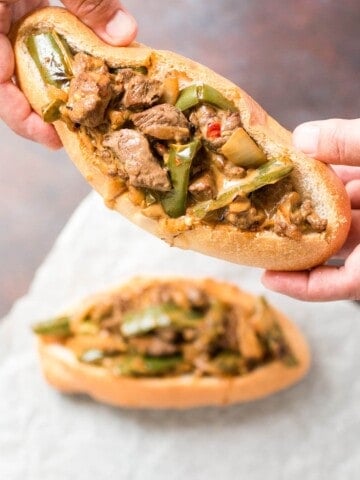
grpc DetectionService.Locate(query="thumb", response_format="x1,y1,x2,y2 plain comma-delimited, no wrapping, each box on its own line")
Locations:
292,118,360,166
61,0,137,46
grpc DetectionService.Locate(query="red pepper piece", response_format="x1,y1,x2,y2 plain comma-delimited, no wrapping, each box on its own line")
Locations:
206,122,221,138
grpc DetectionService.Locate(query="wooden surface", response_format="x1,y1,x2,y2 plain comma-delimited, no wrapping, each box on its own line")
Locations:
0,0,359,317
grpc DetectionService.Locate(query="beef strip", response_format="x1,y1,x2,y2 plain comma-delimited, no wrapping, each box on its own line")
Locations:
190,105,241,150
273,218,301,239
225,206,266,230
221,111,242,136
190,105,222,149
66,53,112,128
290,198,327,232
131,104,190,142
142,283,210,310
72,52,108,76
189,171,217,201
190,304,226,357
103,129,171,191
273,194,327,239
184,286,209,309
128,336,179,356
217,310,239,351
210,153,245,179
122,75,163,109
223,161,246,179
306,212,327,232
272,192,303,239
111,68,138,97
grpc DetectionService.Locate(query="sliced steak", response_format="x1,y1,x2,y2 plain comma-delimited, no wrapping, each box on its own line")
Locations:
112,68,139,97
306,212,327,232
190,105,219,139
122,75,163,109
103,129,171,191
128,336,179,356
72,52,108,76
223,161,246,179
190,105,241,150
273,193,327,238
66,53,112,127
225,207,266,230
221,111,241,136
189,171,216,201
131,104,190,142
218,310,239,351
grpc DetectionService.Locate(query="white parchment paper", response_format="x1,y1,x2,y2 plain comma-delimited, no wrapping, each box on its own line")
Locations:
1,192,360,480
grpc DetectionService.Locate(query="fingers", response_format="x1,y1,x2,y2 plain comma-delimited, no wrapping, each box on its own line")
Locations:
0,3,11,34
262,244,360,302
61,0,137,45
334,167,360,208
0,80,62,148
332,165,360,185
293,118,360,166
0,33,61,148
7,1,48,24
335,210,360,259
0,33,13,82
345,180,360,209
0,2,60,148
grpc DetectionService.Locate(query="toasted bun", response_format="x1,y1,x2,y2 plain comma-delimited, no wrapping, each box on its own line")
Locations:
13,7,351,270
35,277,310,409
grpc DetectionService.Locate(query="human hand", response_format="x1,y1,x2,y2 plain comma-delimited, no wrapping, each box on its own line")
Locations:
0,0,137,148
262,119,360,301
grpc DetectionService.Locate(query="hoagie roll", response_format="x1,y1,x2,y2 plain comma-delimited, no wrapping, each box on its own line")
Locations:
33,277,310,409
13,7,351,270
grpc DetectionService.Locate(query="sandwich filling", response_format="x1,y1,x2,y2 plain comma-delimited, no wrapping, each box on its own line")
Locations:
26,31,327,239
33,280,297,378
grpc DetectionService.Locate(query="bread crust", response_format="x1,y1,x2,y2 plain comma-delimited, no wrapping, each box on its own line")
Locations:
35,277,310,409
13,7,351,270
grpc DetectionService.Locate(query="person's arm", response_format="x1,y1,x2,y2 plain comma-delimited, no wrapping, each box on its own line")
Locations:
262,119,360,301
0,0,137,148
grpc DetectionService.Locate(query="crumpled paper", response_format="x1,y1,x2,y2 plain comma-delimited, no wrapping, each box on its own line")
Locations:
1,192,359,480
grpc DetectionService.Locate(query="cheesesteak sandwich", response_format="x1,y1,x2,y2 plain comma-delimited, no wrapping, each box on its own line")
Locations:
33,277,310,409
13,7,350,270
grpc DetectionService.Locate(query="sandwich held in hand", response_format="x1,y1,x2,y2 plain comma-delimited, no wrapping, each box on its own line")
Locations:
13,7,350,270
32,277,310,409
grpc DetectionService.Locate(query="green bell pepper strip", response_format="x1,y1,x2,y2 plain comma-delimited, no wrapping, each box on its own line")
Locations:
32,316,70,337
212,352,242,375
120,302,202,337
175,83,237,112
116,354,183,376
191,156,293,219
161,139,201,218
26,31,73,89
264,324,298,367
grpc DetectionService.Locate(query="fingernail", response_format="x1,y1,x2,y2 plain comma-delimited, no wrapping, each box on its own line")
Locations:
106,10,136,42
293,124,320,156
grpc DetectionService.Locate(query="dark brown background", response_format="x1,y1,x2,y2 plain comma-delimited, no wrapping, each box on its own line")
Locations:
0,0,359,317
